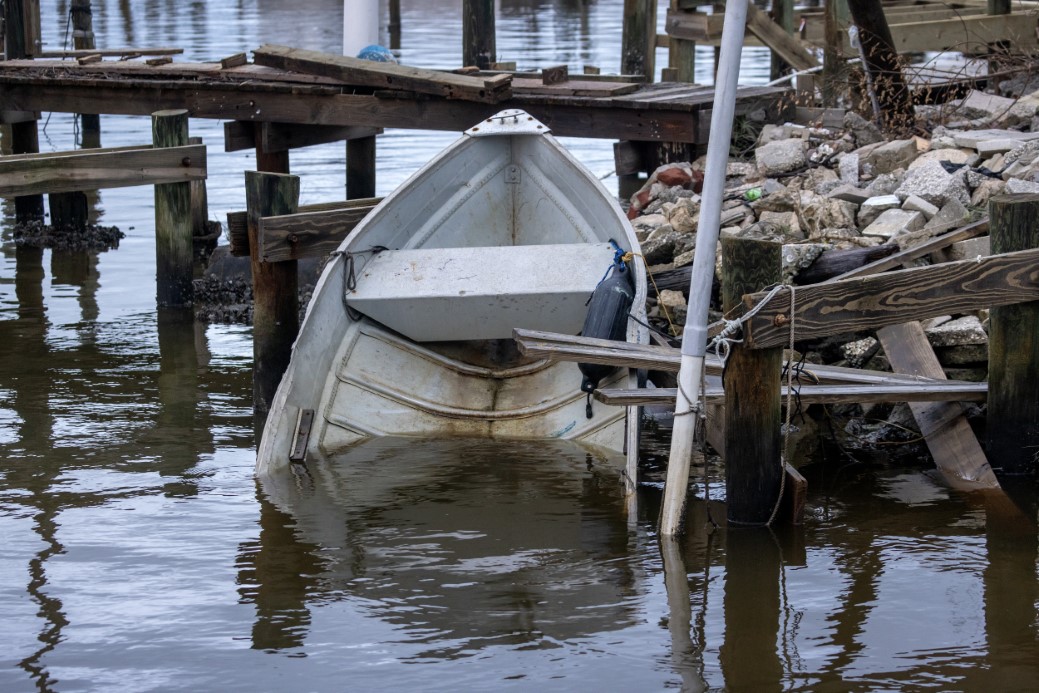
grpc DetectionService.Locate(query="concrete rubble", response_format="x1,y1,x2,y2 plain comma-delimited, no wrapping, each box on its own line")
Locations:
625,87,1039,459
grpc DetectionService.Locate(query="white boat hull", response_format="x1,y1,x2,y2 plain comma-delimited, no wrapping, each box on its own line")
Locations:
257,110,648,477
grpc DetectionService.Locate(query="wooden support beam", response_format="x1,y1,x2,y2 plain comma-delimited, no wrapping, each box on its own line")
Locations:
223,120,382,153
245,171,300,414
987,193,1039,476
5,0,44,223
744,246,1039,349
252,44,512,103
152,110,194,308
722,237,784,526
0,144,206,196
745,4,819,72
258,204,377,262
347,135,376,200
38,47,183,59
225,197,382,257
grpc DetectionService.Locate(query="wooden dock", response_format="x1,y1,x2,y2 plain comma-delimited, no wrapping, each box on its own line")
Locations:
0,54,788,149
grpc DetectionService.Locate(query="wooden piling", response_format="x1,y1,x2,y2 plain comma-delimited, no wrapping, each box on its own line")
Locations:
721,237,784,525
987,193,1039,476
50,0,96,227
388,0,402,50
188,136,210,238
245,171,300,414
622,0,657,81
151,110,194,307
770,0,794,80
667,0,695,82
347,136,377,200
462,0,495,70
5,0,44,223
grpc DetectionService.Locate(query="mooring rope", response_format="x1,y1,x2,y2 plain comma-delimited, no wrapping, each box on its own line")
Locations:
767,284,798,527
332,245,387,321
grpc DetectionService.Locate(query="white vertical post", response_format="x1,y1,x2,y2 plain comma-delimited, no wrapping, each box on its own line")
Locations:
344,0,380,56
659,0,749,536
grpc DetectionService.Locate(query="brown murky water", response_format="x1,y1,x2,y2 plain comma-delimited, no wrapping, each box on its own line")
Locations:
2,1,1038,691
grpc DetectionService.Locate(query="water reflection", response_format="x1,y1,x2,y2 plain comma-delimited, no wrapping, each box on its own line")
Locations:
247,439,638,657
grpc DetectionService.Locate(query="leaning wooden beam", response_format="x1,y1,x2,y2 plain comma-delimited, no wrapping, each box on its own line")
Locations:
831,219,988,281
877,322,998,489
595,380,988,406
0,143,205,196
744,246,1039,349
513,327,966,386
745,4,820,72
226,197,381,257
252,44,512,103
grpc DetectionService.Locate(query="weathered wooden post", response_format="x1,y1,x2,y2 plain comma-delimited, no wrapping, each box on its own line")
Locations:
152,110,194,307
722,236,784,525
245,171,300,414
622,0,657,81
822,0,849,107
344,0,379,199
4,0,44,223
845,0,914,131
462,0,495,69
667,0,695,82
188,136,210,238
770,0,794,80
48,0,98,230
388,0,402,50
987,193,1039,477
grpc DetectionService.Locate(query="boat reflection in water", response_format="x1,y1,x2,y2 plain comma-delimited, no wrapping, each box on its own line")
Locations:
243,437,642,659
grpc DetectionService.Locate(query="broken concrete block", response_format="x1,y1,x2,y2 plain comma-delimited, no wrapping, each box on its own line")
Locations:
827,184,870,205
865,139,918,174
857,194,902,227
895,159,970,208
756,139,807,176
902,194,939,219
924,315,988,347
861,208,925,239
931,236,990,264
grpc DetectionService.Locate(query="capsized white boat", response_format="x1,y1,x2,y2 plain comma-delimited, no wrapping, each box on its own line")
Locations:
256,110,648,477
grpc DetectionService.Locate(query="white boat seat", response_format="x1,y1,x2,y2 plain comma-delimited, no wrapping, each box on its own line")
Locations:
345,242,619,342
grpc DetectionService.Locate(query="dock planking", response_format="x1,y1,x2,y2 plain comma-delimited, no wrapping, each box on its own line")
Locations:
0,56,788,144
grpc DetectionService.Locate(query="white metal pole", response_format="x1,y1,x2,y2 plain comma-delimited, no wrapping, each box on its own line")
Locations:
659,0,750,536
344,0,380,56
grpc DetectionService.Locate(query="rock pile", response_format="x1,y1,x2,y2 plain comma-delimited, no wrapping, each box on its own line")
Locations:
626,88,1039,458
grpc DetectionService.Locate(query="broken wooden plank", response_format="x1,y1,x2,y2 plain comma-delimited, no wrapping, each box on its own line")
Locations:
259,205,377,262
227,197,382,257
76,53,102,65
594,380,987,406
252,44,512,103
541,65,569,84
745,4,820,71
0,143,205,196
512,328,962,387
220,52,248,69
510,77,640,97
38,47,184,59
744,246,1039,349
831,219,989,281
877,322,999,489
146,56,173,66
